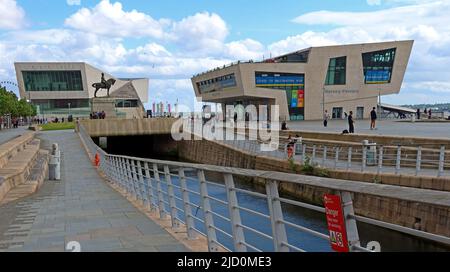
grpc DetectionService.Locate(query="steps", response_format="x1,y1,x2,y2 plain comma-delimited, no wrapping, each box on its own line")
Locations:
0,134,49,205
0,150,49,205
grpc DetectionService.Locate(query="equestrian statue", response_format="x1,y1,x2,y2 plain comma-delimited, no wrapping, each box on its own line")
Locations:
93,73,116,97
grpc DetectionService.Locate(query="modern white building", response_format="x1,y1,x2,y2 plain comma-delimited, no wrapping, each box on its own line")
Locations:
14,62,149,118
191,40,414,121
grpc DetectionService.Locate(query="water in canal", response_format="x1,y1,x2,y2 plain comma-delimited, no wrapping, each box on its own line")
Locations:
98,140,448,252
152,168,448,252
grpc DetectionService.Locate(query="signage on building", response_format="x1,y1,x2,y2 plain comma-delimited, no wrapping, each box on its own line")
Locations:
324,90,359,94
323,194,349,252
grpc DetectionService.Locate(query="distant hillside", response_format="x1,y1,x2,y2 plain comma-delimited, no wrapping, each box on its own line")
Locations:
400,103,450,111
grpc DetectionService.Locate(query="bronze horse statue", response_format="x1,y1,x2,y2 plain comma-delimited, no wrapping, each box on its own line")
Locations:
93,78,116,97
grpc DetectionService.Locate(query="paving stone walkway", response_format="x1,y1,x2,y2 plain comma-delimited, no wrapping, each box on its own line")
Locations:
0,127,28,145
0,130,188,252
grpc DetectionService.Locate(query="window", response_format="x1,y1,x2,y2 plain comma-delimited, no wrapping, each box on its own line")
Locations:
115,99,139,108
325,56,346,85
197,73,236,94
22,71,83,92
271,50,310,63
255,72,305,121
362,48,396,84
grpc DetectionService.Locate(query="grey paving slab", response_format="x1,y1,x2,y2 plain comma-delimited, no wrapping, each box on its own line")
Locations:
0,130,189,252
0,127,29,145
286,119,450,138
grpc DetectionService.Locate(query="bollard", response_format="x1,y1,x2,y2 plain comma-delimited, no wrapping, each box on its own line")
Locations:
49,143,61,180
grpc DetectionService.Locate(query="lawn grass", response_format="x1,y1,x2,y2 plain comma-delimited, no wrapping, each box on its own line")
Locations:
39,122,76,131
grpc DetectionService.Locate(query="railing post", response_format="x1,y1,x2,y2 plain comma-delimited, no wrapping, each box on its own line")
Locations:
334,147,339,169
438,145,445,177
109,156,117,185
340,191,361,252
129,160,139,201
378,146,383,175
322,145,327,167
361,144,367,172
136,161,148,207
179,168,196,239
416,146,422,176
153,163,167,219
144,162,156,211
265,180,289,252
115,157,124,188
197,169,219,252
312,145,316,164
164,165,180,229
347,147,352,170
122,157,132,196
395,146,401,175
224,173,247,252
302,144,307,164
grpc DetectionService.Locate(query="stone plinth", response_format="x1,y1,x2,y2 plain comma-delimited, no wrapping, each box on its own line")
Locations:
91,97,116,119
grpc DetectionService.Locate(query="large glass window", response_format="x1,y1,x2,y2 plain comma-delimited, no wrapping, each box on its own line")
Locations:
197,73,236,94
270,50,310,63
255,72,305,121
115,99,139,108
325,56,346,85
22,71,83,92
362,48,396,84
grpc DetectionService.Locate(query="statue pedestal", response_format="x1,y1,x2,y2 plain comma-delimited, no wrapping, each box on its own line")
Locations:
91,97,117,119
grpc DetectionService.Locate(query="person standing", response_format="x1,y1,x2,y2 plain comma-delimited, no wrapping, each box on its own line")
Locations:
370,107,377,130
348,111,354,134
416,108,420,120
428,109,432,119
323,110,329,127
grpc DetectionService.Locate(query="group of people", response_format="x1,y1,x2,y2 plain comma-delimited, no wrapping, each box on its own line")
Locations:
322,107,378,134
416,108,432,120
0,116,25,129
90,111,106,119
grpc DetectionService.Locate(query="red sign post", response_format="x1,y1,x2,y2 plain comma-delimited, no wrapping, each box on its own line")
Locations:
323,194,349,252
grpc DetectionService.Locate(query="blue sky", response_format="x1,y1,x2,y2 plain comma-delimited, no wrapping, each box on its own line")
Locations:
1,0,450,109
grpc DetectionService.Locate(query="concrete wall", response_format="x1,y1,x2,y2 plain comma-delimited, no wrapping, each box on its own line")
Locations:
79,118,177,137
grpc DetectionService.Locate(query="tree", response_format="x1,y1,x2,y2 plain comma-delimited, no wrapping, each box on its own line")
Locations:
0,86,36,117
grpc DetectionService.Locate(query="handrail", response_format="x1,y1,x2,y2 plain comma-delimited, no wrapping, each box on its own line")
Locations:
77,122,450,252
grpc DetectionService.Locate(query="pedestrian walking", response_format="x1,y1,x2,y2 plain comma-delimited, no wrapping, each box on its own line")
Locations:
323,110,329,127
370,107,377,130
348,111,354,134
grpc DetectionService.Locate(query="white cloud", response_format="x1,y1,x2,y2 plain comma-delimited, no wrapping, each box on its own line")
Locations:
285,1,450,104
0,0,25,30
67,0,81,6
65,0,168,39
170,12,229,55
366,0,439,5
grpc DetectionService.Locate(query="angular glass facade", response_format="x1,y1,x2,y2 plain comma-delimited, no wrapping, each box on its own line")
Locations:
22,71,83,92
115,99,139,108
325,56,346,85
362,48,396,84
197,74,236,94
255,72,305,121
270,50,310,63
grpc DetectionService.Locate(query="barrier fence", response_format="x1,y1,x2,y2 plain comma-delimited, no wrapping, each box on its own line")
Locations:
77,122,450,252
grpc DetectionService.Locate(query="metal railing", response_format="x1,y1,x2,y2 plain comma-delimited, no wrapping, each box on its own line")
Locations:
217,134,449,178
77,122,450,252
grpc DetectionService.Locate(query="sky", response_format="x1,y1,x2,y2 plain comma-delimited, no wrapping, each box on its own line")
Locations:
0,0,450,110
